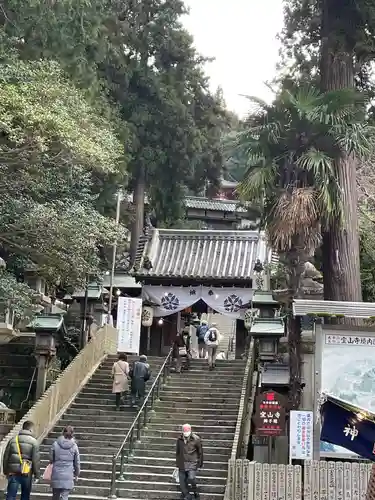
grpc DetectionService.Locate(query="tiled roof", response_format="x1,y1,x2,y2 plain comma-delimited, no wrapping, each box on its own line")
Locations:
133,229,275,281
249,318,285,335
27,314,64,331
184,196,247,213
293,299,375,318
125,193,247,214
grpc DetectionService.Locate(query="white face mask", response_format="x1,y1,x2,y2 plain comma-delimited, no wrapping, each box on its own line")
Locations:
183,431,191,438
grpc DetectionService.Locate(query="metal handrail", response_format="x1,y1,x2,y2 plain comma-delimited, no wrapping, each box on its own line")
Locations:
20,367,37,410
109,348,173,498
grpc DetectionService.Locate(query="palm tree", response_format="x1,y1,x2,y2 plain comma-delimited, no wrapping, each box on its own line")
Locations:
235,85,374,408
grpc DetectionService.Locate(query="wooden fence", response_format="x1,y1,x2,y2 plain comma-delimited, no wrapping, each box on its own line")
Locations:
226,459,373,500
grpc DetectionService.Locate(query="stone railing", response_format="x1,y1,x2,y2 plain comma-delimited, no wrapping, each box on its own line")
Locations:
0,409,16,441
230,338,256,460
0,324,117,473
226,459,372,500
224,339,256,500
0,409,16,426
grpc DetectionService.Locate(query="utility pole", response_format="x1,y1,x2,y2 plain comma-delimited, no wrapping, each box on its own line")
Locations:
107,190,123,323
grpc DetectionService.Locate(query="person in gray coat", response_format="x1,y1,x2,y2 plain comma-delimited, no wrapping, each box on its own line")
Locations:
2,420,40,500
49,426,80,500
129,355,151,407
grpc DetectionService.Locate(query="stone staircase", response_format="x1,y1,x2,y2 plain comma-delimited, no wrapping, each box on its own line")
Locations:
31,356,246,500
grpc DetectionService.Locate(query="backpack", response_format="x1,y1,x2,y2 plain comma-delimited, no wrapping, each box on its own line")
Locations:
208,329,217,342
197,325,209,341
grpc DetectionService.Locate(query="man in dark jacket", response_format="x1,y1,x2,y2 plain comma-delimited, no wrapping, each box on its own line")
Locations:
3,420,41,500
130,354,151,407
176,424,203,500
172,332,187,373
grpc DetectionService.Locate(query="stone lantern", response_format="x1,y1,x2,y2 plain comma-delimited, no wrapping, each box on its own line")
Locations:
27,314,65,400
249,317,285,361
72,282,106,349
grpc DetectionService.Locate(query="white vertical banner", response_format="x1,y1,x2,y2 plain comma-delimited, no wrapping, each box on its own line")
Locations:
289,410,314,461
116,297,142,354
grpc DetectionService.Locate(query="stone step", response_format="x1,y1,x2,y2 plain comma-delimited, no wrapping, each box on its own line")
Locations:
93,364,163,373
41,438,124,450
73,393,240,406
139,435,232,446
162,384,243,392
143,416,237,426
40,458,228,473
39,450,229,464
125,457,228,470
41,442,233,460
63,407,238,422
39,442,230,458
32,479,224,496
137,424,236,433
32,492,222,500
69,401,239,412
156,399,239,409
128,449,230,462
80,385,242,396
64,407,140,417
47,428,235,441
38,469,226,483
0,353,35,366
89,373,243,384
152,406,239,416
61,411,138,421
174,366,244,374
159,393,240,403
55,421,235,433
73,395,150,405
141,428,236,440
86,379,242,390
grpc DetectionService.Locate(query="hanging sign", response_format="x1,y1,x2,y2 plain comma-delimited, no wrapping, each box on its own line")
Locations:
116,297,142,354
254,390,286,437
289,410,314,460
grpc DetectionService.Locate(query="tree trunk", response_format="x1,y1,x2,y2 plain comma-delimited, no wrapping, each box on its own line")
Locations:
322,156,362,302
130,167,145,265
320,0,362,302
279,245,306,409
287,314,302,410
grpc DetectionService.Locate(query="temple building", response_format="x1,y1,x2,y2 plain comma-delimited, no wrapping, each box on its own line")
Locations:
132,228,278,357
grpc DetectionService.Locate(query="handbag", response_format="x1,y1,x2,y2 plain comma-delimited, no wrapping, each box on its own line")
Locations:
15,436,32,475
43,463,53,481
171,468,179,484
178,347,187,356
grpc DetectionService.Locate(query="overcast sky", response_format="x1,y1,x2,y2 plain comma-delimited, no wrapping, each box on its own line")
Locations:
182,0,284,117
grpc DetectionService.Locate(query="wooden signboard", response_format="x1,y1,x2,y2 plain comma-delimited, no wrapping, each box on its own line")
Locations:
254,390,287,437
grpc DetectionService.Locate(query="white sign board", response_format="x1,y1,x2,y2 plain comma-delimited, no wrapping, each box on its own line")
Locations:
116,297,142,354
289,410,313,461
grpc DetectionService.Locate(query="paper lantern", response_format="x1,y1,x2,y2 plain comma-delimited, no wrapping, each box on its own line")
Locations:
141,306,154,327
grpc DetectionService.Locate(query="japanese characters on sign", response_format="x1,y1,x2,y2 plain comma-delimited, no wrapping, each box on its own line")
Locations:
289,410,314,460
320,397,375,460
325,334,375,346
343,424,359,441
116,297,142,354
254,390,286,437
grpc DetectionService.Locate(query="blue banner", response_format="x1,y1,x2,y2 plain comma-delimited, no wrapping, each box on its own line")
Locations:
321,398,375,461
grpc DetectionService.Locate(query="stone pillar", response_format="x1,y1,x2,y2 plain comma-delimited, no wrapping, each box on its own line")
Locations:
34,332,56,400
35,355,50,401
299,317,323,460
